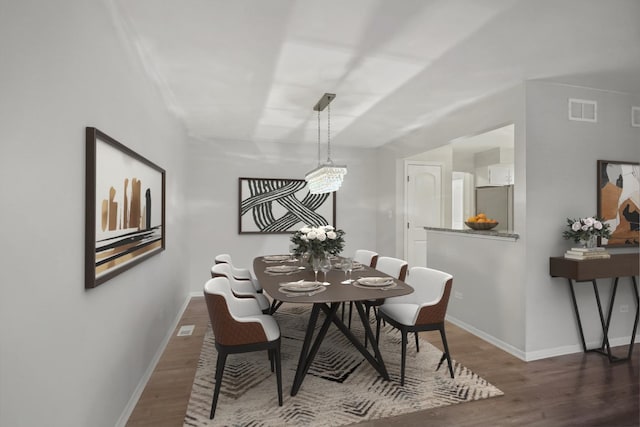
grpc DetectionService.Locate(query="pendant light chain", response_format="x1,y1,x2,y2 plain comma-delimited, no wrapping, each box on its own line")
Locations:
327,100,331,162
317,108,321,166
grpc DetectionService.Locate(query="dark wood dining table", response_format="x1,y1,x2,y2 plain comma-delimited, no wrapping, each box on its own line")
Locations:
253,255,413,396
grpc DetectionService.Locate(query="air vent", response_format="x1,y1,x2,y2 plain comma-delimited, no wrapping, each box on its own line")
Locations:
632,106,640,127
568,98,597,122
177,325,195,336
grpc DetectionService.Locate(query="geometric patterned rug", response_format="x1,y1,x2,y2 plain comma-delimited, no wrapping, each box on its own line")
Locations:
184,305,503,426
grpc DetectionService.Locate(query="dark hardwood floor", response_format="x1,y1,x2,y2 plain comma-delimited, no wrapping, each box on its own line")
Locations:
126,297,639,427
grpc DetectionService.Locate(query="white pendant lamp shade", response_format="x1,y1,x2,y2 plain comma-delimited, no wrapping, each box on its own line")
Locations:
305,93,347,194
305,163,348,194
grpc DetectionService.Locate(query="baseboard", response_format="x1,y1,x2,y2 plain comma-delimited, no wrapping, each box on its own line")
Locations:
445,315,527,361
525,335,640,361
446,314,639,362
116,294,193,427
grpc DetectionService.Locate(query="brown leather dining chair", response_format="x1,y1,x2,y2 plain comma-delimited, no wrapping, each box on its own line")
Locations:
204,277,283,419
362,256,408,347
376,266,454,385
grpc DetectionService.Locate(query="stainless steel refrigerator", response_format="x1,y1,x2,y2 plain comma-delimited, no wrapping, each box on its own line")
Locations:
475,185,514,231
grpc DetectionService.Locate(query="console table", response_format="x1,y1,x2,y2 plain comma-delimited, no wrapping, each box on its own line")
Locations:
550,253,639,363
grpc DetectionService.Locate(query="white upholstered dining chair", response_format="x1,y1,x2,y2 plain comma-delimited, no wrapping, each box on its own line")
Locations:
353,249,378,268
343,249,379,328
211,263,270,313
375,256,408,282
204,277,282,419
214,253,262,293
376,266,454,385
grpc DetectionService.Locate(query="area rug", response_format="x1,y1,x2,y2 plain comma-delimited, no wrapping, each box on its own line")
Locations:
184,305,503,426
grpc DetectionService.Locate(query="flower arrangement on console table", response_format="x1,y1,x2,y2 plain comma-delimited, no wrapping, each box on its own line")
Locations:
562,216,613,260
290,225,345,263
562,216,612,248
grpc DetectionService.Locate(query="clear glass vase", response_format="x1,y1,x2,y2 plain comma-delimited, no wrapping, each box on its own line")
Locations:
306,251,328,268
580,235,597,248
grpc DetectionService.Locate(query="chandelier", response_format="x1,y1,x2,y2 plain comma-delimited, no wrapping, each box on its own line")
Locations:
305,93,347,194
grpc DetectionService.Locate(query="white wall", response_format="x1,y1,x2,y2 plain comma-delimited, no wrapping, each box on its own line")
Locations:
524,81,640,358
185,138,378,292
379,85,526,258
376,85,528,354
426,232,526,356
378,80,639,361
0,1,189,426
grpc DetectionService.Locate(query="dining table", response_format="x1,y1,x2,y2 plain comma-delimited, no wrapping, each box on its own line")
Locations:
253,255,414,396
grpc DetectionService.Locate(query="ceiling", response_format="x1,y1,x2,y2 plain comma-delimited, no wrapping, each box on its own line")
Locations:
111,0,640,149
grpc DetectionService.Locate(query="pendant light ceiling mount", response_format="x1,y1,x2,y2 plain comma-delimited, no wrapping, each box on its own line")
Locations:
313,92,335,112
305,93,347,194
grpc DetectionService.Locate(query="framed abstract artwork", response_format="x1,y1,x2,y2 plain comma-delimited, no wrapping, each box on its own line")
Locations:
85,127,166,288
597,160,639,247
238,177,336,234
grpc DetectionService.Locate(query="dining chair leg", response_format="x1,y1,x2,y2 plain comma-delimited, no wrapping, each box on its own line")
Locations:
436,326,454,378
274,344,283,406
210,351,228,419
269,349,274,372
400,328,408,386
415,332,420,352
270,300,283,314
372,307,380,333
375,313,382,344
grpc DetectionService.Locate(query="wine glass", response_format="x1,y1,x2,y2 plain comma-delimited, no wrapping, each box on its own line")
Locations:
311,257,322,283
341,257,353,284
288,243,297,262
319,257,332,284
298,252,309,270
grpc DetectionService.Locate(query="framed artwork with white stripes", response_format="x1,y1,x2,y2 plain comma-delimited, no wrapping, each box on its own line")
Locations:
238,177,336,234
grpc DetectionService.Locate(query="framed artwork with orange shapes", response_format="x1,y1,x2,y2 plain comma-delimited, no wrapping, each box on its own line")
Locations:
85,127,165,288
597,160,639,247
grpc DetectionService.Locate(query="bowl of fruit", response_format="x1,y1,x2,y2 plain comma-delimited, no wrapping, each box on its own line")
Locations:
465,213,499,230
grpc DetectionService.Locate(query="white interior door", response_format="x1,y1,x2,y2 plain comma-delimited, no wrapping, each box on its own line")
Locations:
405,162,442,269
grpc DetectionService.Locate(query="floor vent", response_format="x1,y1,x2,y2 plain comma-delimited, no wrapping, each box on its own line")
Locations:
568,98,597,122
177,325,195,336
632,106,640,127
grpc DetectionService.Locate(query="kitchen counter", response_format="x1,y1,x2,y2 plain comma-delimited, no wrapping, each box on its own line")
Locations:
424,226,519,240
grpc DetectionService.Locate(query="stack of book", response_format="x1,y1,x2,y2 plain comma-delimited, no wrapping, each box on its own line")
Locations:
564,246,611,260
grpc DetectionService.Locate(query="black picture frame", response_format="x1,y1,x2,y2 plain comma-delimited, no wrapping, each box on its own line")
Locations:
85,127,166,288
597,159,639,247
238,177,336,234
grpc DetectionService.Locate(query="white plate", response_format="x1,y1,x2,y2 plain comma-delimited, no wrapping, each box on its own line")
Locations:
356,277,395,287
263,255,291,261
266,265,299,273
279,281,322,292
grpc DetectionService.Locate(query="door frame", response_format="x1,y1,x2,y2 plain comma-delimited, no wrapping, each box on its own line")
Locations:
403,160,444,265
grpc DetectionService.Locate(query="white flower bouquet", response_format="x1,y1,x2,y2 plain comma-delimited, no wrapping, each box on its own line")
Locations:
290,225,345,258
562,216,612,244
